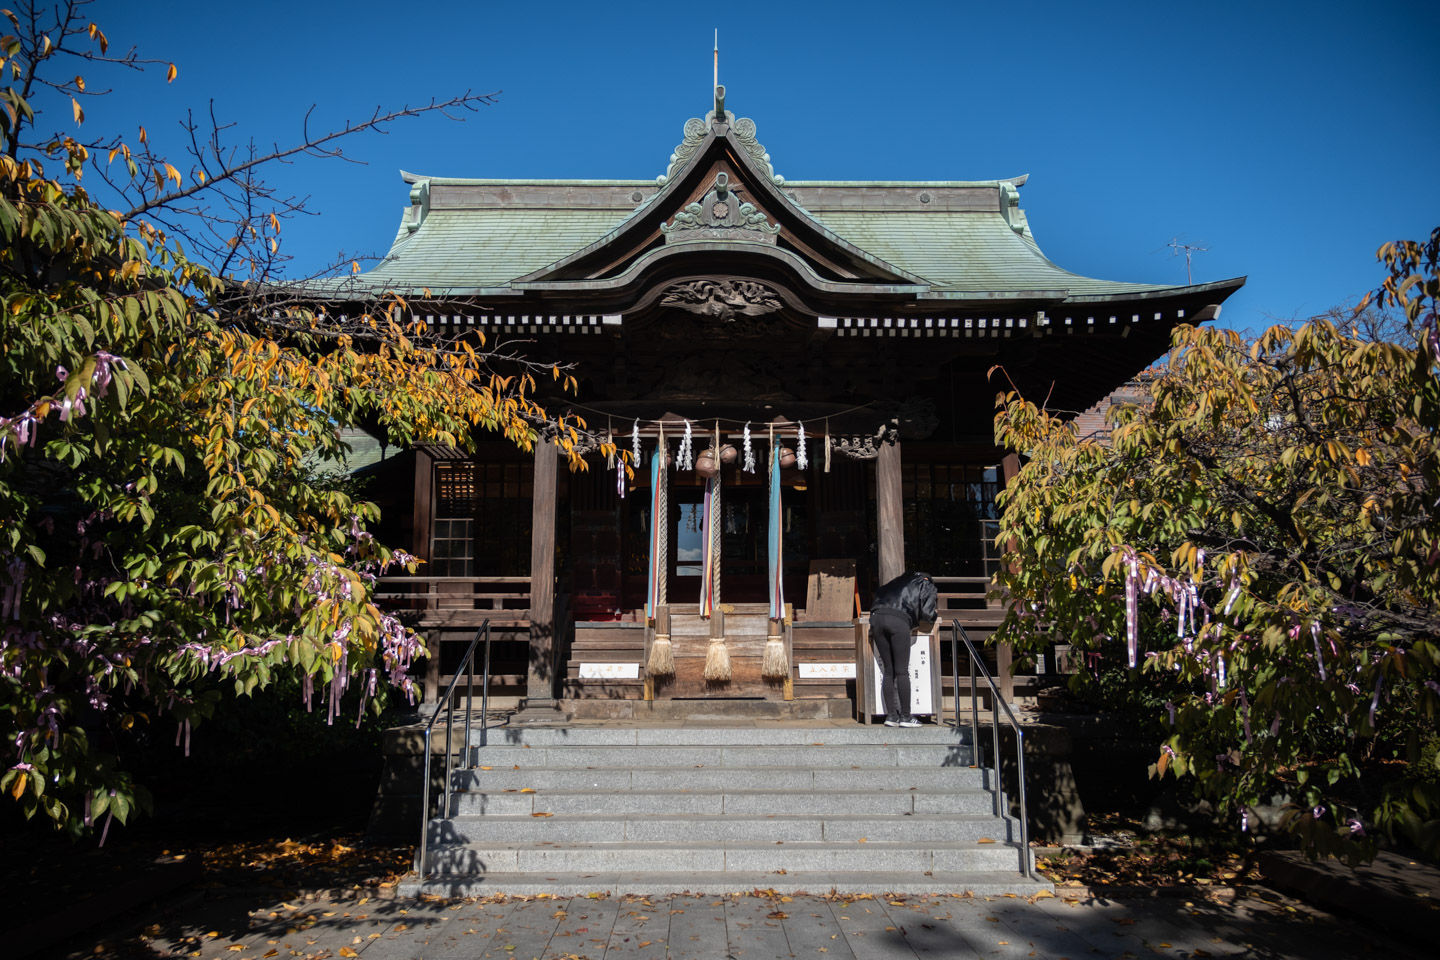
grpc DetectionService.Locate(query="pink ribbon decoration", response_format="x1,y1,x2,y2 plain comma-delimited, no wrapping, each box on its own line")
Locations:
1124,552,1139,668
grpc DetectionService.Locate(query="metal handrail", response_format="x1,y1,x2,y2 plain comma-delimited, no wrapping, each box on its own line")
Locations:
949,618,1032,879
417,619,493,879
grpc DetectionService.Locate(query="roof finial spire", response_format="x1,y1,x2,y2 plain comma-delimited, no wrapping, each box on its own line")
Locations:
713,29,718,92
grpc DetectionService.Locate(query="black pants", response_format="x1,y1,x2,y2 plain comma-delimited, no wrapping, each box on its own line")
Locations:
870,609,912,720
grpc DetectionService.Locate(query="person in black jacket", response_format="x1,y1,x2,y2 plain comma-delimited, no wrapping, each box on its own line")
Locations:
870,572,938,727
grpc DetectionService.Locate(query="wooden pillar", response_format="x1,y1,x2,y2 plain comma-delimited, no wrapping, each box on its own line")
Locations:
526,439,559,705
876,439,905,584
411,448,434,564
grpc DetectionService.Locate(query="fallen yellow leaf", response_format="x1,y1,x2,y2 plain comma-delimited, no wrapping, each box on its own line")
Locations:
977,837,996,844
520,788,536,794
339,949,358,958
532,812,554,817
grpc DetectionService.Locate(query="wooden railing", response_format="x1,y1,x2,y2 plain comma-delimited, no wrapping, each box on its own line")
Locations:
933,575,998,613
375,576,533,702
374,575,531,618
933,575,1012,700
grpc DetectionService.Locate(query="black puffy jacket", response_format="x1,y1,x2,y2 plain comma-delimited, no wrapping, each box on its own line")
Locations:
871,572,937,629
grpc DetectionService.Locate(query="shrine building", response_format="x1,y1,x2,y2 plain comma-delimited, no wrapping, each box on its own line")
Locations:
336,87,1244,719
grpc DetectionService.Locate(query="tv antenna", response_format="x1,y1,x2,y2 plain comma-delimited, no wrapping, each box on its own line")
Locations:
1164,236,1208,284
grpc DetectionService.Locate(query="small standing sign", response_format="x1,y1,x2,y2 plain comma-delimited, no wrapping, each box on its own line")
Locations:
856,619,943,723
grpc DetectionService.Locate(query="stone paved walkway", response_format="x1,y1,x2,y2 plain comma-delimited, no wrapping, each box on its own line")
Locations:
44,886,1426,960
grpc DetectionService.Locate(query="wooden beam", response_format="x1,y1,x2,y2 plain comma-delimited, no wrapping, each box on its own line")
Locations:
526,439,559,704
876,439,904,583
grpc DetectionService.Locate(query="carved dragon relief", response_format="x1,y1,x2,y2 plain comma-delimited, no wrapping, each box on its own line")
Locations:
659,279,782,321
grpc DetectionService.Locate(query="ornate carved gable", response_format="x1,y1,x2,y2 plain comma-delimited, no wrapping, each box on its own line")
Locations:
512,87,926,295
660,172,780,245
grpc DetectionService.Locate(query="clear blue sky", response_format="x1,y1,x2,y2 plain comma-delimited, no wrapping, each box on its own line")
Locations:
69,0,1440,331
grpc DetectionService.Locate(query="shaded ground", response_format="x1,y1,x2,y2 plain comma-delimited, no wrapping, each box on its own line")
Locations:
1034,811,1265,893
38,886,1431,960
1,720,407,957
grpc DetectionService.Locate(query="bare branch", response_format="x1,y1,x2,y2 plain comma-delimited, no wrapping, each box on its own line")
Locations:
119,91,499,222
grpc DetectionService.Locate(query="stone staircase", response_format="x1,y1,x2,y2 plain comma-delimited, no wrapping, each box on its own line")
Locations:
402,723,1050,897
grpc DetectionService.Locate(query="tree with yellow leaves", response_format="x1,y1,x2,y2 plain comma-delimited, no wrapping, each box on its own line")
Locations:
0,2,611,835
992,229,1440,862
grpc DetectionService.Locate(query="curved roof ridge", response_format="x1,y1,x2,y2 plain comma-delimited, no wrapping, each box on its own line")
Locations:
399,170,658,187
784,175,1029,188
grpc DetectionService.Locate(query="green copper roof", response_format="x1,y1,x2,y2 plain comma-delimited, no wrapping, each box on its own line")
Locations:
334,106,1230,303
371,206,628,290
803,209,1164,297
352,180,1172,299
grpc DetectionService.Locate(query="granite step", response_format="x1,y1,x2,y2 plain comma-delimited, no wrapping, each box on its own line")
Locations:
413,721,1043,898
463,723,972,746
450,763,992,792
422,839,1024,875
400,869,1052,898
460,742,977,768
447,787,999,817
431,812,1015,844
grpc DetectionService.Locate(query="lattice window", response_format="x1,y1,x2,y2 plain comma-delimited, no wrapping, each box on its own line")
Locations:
431,460,533,577
902,463,1001,577
432,463,477,577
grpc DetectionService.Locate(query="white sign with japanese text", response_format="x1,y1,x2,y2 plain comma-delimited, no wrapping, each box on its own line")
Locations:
870,635,935,716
